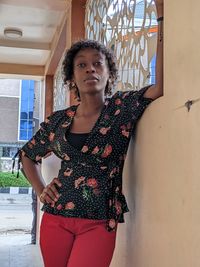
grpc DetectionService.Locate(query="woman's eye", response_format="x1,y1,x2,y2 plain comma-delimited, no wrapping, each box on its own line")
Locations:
94,61,103,66
77,63,86,68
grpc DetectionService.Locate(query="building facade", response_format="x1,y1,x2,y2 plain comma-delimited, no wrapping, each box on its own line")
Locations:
0,79,40,170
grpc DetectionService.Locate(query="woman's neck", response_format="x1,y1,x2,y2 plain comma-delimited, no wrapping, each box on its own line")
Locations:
77,94,105,117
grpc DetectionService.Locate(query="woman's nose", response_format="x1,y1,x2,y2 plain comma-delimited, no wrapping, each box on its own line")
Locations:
86,64,95,73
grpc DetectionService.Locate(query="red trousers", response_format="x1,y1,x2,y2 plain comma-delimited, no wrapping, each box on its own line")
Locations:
40,213,117,267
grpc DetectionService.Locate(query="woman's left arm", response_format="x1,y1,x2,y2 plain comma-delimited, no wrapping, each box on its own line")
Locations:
143,0,164,100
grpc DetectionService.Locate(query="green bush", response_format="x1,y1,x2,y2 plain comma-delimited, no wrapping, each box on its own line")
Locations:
0,172,31,187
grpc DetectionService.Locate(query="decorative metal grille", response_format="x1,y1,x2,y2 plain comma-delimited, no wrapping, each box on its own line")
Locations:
53,55,68,111
85,0,157,91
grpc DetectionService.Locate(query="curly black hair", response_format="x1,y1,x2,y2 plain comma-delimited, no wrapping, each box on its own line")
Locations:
62,39,118,98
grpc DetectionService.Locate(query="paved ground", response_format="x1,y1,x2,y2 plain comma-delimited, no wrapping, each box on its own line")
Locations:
0,193,32,234
0,193,43,267
0,242,43,267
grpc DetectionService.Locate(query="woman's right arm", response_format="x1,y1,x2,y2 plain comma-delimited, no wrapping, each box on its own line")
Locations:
21,155,61,207
21,155,45,197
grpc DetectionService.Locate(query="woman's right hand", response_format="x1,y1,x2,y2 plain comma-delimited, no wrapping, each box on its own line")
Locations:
39,178,62,207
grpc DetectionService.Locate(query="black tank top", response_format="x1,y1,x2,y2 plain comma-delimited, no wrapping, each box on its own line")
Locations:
66,132,89,150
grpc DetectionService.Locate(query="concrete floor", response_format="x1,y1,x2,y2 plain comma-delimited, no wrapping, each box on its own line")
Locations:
0,193,43,267
0,234,43,267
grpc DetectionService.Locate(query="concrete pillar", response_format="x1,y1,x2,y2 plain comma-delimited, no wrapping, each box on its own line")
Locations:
111,1,200,267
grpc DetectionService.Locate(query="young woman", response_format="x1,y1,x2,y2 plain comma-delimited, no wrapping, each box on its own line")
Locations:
20,1,163,266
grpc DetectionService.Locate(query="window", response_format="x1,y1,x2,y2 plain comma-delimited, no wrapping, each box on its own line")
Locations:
19,80,34,141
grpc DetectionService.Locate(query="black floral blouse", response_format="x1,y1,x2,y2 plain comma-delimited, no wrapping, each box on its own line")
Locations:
19,85,153,231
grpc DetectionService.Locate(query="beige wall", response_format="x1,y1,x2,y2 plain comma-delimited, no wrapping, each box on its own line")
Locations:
111,1,200,267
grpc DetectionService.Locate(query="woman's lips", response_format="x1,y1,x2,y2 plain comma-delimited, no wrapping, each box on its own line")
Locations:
84,79,98,84
84,76,99,82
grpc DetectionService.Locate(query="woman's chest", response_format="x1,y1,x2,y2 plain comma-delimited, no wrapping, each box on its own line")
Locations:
50,103,135,160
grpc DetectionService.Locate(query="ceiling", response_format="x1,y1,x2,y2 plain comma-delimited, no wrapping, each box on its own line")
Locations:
0,0,69,78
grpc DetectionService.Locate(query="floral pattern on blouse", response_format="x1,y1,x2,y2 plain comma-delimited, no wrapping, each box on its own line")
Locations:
19,86,153,231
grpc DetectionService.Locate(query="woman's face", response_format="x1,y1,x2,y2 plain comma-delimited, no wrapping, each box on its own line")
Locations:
72,48,110,97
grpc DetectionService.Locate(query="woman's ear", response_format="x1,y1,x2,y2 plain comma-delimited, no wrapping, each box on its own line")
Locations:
71,80,76,88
